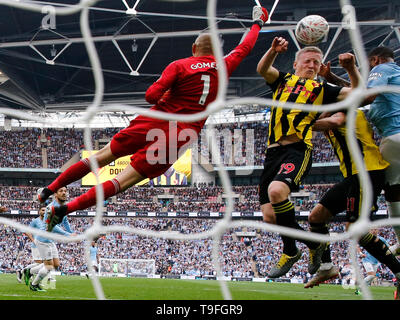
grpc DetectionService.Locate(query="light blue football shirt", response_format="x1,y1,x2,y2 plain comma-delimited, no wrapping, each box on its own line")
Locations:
90,245,98,261
367,62,400,137
47,199,74,234
30,214,71,243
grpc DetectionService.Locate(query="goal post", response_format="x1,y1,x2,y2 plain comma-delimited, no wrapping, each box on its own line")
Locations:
98,258,156,278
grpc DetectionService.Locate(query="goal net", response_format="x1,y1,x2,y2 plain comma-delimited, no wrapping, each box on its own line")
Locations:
98,258,156,278
0,0,399,301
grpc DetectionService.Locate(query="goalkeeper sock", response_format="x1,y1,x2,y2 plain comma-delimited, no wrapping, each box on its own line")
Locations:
47,158,91,192
66,178,121,213
359,232,400,274
273,199,318,256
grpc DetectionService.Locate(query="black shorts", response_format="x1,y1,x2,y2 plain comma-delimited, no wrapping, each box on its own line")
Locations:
259,142,313,205
319,169,386,222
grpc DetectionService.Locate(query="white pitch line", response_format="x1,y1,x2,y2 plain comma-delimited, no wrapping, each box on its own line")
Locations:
0,293,97,300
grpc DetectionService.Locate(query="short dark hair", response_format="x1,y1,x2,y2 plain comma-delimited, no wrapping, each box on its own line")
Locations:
368,46,394,59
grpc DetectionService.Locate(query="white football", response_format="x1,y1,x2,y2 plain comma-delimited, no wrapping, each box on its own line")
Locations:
295,15,329,46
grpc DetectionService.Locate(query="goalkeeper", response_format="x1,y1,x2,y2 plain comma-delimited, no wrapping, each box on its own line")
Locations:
37,6,270,231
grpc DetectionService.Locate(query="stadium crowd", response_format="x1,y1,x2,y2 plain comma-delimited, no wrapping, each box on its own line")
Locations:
0,120,381,169
0,119,390,285
0,184,387,213
1,217,397,284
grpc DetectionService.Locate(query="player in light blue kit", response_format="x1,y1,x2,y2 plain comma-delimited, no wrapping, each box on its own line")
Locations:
25,187,76,291
359,229,390,286
86,240,99,279
23,202,74,291
366,46,400,257
45,187,76,283
18,206,46,284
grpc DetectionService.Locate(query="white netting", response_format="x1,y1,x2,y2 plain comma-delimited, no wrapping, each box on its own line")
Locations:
0,0,399,301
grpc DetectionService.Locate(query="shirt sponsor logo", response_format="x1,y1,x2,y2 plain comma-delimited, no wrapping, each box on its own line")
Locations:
368,72,382,81
277,83,319,102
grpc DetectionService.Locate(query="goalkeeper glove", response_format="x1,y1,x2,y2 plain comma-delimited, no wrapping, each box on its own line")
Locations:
252,6,269,27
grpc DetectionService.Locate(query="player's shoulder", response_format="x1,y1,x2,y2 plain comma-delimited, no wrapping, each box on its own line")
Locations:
371,62,397,74
163,57,191,74
172,56,195,66
174,56,217,75
182,55,214,65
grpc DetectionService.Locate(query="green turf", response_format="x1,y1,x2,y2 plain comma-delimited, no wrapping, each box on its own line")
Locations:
0,274,396,300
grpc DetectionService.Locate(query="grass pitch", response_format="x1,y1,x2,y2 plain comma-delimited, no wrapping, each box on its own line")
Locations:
0,274,396,300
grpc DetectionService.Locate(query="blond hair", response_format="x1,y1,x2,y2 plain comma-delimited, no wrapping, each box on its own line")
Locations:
295,46,323,62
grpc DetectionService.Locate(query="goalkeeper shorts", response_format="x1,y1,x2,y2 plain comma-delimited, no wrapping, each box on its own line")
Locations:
110,115,199,179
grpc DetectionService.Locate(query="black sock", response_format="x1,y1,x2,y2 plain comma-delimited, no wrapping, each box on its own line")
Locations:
273,199,318,255
310,223,331,263
359,233,400,274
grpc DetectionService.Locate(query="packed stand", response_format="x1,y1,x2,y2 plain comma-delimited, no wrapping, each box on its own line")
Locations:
2,217,398,284
0,184,388,213
1,122,372,170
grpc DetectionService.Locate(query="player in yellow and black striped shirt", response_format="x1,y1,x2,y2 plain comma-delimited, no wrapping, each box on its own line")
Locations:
304,64,400,294
256,36,360,278
323,110,388,178
313,109,389,221
268,71,342,148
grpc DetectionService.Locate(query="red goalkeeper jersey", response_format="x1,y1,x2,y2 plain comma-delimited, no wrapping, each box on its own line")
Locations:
145,24,261,130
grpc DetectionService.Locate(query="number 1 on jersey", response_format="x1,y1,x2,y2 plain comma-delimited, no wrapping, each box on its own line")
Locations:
199,74,210,105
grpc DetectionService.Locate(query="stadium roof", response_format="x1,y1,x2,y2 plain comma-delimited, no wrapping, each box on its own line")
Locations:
0,0,398,127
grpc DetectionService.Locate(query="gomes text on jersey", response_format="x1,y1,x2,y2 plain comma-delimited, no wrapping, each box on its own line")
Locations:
190,61,217,70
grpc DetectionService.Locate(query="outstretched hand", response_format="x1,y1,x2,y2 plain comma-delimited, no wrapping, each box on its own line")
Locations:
252,6,269,27
339,53,356,71
271,37,288,54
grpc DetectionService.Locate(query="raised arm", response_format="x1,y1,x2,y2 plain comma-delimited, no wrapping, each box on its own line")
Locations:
257,37,288,84
319,61,351,87
339,53,361,88
313,111,346,131
224,6,268,75
61,216,74,234
145,62,178,105
335,53,362,101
